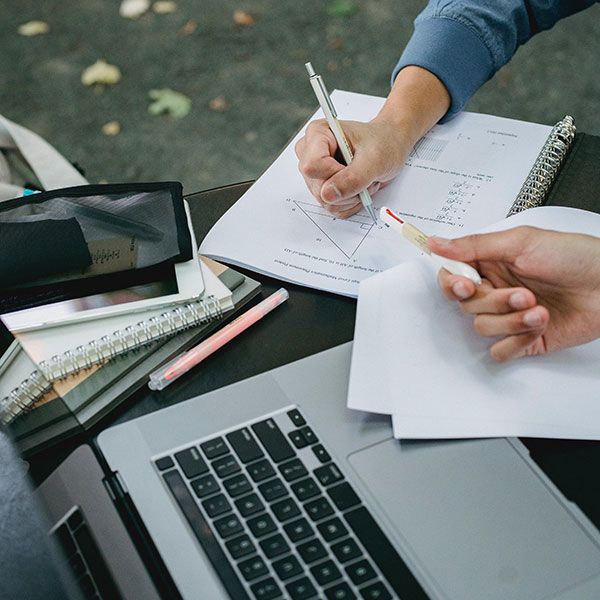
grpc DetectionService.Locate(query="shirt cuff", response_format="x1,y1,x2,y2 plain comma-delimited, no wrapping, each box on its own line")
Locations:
392,16,495,122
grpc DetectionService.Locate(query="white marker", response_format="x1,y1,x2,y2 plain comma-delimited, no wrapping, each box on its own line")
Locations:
380,206,482,285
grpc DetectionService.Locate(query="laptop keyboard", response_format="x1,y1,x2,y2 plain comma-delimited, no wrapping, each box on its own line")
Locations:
155,407,427,600
50,506,121,599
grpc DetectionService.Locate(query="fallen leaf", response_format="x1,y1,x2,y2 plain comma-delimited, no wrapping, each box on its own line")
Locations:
18,20,49,36
327,36,344,50
102,121,121,136
178,18,198,36
153,1,177,14
326,61,338,72
327,0,357,17
233,9,255,27
244,131,258,143
148,88,191,118
81,60,122,86
119,0,150,19
208,96,229,112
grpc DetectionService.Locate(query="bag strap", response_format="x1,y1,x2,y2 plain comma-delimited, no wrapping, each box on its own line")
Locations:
0,115,88,193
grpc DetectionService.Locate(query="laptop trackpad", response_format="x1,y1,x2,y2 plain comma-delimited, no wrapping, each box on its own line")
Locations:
348,437,600,600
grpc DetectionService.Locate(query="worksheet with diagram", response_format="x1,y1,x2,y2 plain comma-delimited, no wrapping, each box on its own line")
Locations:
200,90,552,297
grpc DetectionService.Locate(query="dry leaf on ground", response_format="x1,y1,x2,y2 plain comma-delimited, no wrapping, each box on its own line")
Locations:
81,60,122,86
148,88,191,118
208,96,229,112
233,9,255,26
120,0,150,19
153,1,177,14
178,19,198,35
102,121,121,136
18,21,49,36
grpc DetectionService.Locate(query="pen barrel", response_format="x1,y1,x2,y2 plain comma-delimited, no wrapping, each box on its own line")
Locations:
402,223,430,254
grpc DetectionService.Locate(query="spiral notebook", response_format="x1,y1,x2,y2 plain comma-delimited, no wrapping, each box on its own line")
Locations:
0,258,233,424
200,90,578,297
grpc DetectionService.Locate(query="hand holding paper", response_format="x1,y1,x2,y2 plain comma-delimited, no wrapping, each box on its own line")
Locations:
429,226,600,361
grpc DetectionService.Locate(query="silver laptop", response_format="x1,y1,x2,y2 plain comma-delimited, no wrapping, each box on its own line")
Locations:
36,341,595,600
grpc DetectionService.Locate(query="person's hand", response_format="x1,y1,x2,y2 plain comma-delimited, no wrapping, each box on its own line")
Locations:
295,66,451,218
428,226,600,362
295,117,415,218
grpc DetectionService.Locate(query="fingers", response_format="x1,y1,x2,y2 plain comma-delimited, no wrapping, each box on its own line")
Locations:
472,304,549,337
489,331,547,362
428,227,536,264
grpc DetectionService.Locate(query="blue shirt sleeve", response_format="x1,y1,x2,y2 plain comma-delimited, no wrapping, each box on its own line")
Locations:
393,1,598,121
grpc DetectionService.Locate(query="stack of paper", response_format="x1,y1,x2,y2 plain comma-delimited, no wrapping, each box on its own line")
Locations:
347,206,600,440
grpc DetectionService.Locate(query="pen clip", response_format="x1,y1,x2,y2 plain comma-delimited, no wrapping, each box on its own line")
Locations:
315,76,337,118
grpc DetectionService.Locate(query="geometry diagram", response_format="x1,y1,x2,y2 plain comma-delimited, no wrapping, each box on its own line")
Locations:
409,136,448,162
294,201,375,259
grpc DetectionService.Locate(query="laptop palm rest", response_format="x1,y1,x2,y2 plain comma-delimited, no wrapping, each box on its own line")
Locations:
348,437,600,600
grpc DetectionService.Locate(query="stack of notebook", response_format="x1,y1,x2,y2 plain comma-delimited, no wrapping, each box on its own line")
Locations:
0,258,260,455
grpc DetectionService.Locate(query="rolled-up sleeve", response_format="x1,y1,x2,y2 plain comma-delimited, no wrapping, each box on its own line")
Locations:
393,0,597,121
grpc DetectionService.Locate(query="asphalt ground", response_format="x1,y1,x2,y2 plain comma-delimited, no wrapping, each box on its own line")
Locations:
1,1,599,194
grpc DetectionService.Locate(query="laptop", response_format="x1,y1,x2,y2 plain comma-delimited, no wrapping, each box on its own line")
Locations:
22,343,600,600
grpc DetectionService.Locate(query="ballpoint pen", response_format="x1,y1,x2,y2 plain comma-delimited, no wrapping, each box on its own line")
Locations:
380,206,482,284
305,62,378,224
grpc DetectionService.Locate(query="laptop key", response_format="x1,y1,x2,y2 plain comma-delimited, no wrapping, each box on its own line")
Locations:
54,523,77,557
314,463,343,487
287,408,306,427
273,554,304,580
279,459,308,482
68,553,86,577
297,538,327,564
238,555,269,581
227,427,264,463
250,577,281,600
247,458,276,482
200,436,228,459
223,473,253,498
324,582,356,600
213,454,241,478
247,513,277,538
226,534,255,560
174,447,208,479
162,470,248,599
259,533,290,558
304,496,334,522
201,493,231,518
214,514,244,539
252,419,295,463
346,559,377,586
235,493,265,517
312,444,331,464
344,506,428,599
291,477,320,501
327,482,361,512
331,539,362,563
310,559,342,586
318,517,348,542
288,429,309,449
271,497,301,522
191,474,220,499
258,477,287,502
154,456,174,471
283,517,314,542
285,576,317,600
359,581,392,600
299,426,318,445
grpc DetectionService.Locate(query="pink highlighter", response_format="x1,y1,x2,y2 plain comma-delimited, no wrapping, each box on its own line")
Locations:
148,288,289,391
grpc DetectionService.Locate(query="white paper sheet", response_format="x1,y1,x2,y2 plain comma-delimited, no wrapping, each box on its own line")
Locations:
347,206,600,440
200,90,552,297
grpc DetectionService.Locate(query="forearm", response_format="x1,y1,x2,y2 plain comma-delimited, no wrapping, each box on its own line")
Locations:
374,66,450,147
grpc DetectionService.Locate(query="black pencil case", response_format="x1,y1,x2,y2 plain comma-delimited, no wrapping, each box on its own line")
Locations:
0,181,193,312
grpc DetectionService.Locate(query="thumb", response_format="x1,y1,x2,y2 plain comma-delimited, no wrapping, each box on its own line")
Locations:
428,229,528,264
321,152,377,203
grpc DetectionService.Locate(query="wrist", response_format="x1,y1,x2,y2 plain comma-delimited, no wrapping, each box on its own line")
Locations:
373,66,450,145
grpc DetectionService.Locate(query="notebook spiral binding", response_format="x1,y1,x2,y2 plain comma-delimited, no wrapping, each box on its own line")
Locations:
0,294,223,424
508,115,576,216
